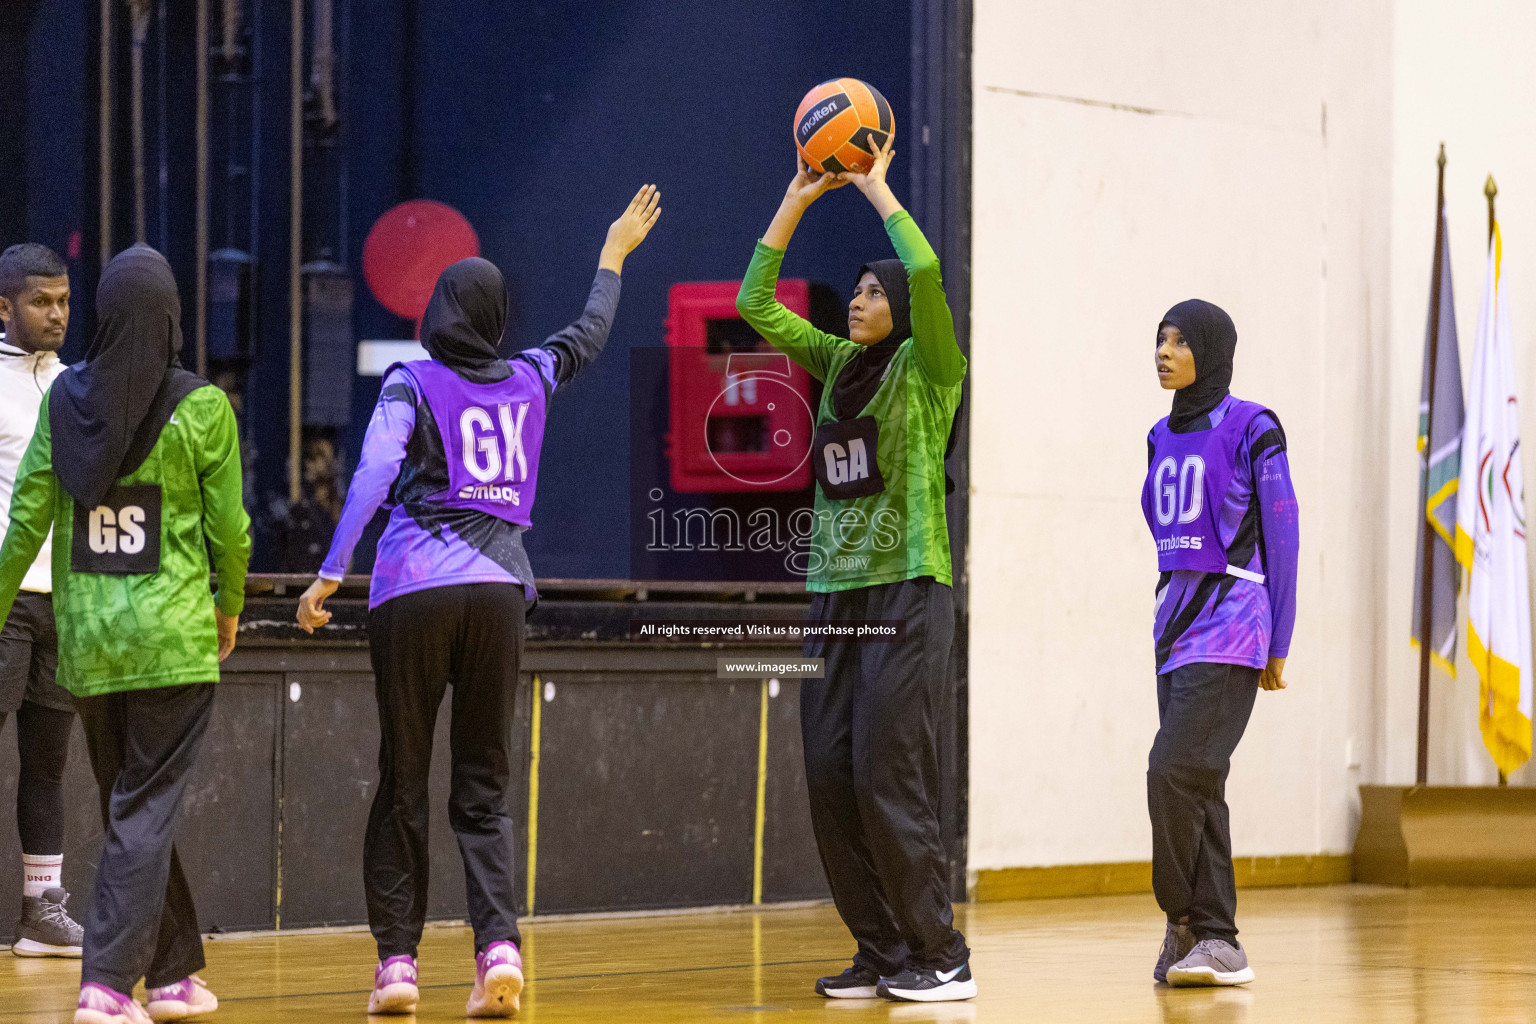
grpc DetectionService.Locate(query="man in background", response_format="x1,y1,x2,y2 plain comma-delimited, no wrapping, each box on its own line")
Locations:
0,242,83,956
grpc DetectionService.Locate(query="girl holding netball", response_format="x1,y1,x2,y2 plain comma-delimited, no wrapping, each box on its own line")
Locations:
736,140,972,1003
295,186,659,1017
1142,300,1298,987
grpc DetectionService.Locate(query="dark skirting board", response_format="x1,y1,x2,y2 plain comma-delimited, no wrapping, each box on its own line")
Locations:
0,594,860,939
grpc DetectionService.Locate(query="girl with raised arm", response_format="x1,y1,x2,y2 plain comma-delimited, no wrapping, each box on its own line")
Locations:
736,143,972,1004
296,187,659,1018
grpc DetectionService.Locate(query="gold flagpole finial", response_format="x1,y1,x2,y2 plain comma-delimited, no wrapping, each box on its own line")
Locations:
1486,175,1498,245
1437,143,1446,170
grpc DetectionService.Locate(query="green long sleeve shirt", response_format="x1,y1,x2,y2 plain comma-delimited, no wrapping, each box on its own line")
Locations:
0,385,251,696
736,210,966,591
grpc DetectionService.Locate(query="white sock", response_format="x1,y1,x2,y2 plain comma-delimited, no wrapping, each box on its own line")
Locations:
22,854,62,899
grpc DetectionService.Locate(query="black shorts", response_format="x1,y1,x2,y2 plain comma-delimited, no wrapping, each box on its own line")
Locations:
0,591,71,714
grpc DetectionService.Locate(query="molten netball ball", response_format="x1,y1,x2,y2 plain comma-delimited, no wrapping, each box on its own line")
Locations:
793,78,894,175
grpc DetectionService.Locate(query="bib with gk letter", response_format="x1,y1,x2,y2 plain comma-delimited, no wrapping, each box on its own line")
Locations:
1142,399,1268,576
70,484,162,575
392,359,549,527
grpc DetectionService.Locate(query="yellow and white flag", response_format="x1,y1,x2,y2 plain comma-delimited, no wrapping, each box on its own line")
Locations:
1454,224,1533,775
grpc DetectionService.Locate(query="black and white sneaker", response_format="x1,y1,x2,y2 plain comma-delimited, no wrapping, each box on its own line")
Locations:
814,965,882,999
877,963,977,1002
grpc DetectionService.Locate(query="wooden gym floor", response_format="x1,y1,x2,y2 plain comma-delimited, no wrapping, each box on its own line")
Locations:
2,884,1533,1022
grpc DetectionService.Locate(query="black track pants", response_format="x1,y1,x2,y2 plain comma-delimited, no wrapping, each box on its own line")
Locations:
0,703,74,856
0,591,74,856
365,583,523,960
76,684,213,993
799,576,968,975
1147,661,1260,944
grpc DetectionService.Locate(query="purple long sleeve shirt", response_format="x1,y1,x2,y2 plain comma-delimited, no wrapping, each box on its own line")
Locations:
1150,397,1299,674
320,268,619,608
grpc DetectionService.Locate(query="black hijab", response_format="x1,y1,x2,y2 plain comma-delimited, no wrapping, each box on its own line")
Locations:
1161,298,1237,432
831,259,911,420
50,244,205,508
421,257,510,384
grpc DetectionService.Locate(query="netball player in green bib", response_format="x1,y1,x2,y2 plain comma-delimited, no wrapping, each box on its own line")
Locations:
0,245,249,1024
735,139,971,1003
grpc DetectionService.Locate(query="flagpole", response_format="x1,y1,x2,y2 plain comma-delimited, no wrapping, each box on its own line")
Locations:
1485,172,1505,787
1417,145,1448,787
1486,175,1498,241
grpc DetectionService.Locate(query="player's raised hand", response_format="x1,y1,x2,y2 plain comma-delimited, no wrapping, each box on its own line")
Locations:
839,134,895,196
838,136,902,220
784,155,846,208
600,185,662,274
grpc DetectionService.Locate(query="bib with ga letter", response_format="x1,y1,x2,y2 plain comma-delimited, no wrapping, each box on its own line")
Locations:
813,416,885,500
72,484,162,575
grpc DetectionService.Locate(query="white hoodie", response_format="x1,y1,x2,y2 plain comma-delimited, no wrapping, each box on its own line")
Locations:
0,333,64,593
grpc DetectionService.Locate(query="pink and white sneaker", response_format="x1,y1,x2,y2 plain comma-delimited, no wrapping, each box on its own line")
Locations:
465,940,524,1018
367,954,420,1015
74,983,152,1024
145,975,219,1020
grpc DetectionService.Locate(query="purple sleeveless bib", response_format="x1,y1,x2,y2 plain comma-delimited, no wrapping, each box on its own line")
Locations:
394,358,549,528
1141,399,1267,578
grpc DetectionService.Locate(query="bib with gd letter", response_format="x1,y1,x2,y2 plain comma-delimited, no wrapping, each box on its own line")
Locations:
71,484,162,575
813,416,885,500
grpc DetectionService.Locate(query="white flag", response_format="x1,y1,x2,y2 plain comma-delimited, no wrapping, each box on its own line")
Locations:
1454,225,1533,775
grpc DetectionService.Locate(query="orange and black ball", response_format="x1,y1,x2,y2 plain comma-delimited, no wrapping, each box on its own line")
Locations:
793,78,894,175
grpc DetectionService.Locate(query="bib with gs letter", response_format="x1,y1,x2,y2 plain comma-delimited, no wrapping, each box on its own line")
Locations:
72,484,162,575
813,416,885,500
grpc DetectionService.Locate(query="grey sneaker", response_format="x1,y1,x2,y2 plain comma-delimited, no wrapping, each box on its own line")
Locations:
1166,938,1254,986
13,886,84,958
1153,921,1195,983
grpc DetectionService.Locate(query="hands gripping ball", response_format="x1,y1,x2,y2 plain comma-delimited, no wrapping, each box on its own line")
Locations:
793,78,894,175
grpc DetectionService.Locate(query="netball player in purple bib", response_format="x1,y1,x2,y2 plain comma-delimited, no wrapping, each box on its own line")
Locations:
295,186,660,1017
1142,299,1298,987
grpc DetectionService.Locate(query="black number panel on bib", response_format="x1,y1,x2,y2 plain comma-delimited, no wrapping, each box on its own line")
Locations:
71,484,162,575
813,416,885,500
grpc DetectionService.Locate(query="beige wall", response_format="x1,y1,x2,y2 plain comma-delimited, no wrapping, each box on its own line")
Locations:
969,0,1536,873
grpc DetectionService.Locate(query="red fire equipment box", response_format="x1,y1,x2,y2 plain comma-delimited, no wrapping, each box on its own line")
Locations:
665,280,816,493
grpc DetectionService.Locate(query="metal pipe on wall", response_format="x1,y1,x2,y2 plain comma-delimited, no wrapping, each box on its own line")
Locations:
310,0,336,132
196,0,210,375
100,0,113,269
128,0,150,244
222,0,239,58
337,0,349,265
289,0,303,503
157,0,168,250
251,0,263,270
